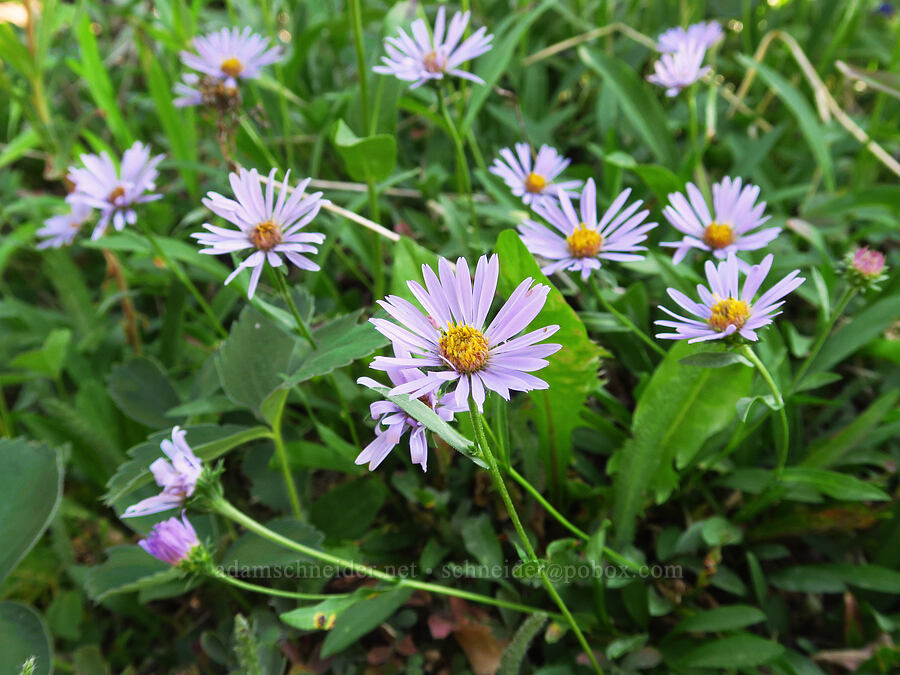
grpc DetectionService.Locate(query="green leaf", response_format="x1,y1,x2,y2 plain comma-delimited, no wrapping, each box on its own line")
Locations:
280,593,362,631
494,230,607,495
674,605,766,633
769,565,846,593
320,586,413,658
282,311,388,387
390,237,441,304
462,514,504,569
332,119,397,183
679,351,752,368
499,614,549,675
0,602,53,675
216,306,302,416
137,39,197,197
0,439,63,584
108,357,181,428
579,48,677,166
781,468,889,502
671,634,785,668
701,516,744,547
104,425,272,506
84,546,182,601
735,53,834,190
609,341,752,543
828,563,900,594
73,14,133,148
356,378,480,465
461,0,555,134
9,328,71,377
310,478,388,540
808,294,900,375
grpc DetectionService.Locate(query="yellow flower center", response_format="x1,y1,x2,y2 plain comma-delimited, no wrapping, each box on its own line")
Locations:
107,186,126,204
703,222,735,249
423,51,443,73
220,57,243,78
708,297,750,332
524,172,547,193
566,223,603,258
439,322,489,373
249,220,282,251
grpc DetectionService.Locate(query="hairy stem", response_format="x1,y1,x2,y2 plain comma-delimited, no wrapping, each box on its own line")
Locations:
469,402,603,674
213,497,555,617
739,344,789,473
792,286,855,390
437,88,480,253
272,268,317,348
211,568,344,600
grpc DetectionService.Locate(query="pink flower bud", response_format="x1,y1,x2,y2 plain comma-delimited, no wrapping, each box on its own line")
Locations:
852,247,885,277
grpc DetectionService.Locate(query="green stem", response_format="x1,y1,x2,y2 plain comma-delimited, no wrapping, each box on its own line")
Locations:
480,424,641,572
0,388,12,438
348,0,384,298
211,568,344,601
589,277,666,357
687,84,700,157
272,269,317,348
270,390,303,520
213,497,555,617
739,344,789,474
437,87,480,253
468,402,603,674
792,286,855,390
138,223,228,339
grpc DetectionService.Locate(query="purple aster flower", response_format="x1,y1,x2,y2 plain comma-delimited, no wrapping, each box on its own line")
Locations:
647,41,711,96
122,427,202,518
36,201,93,249
356,348,457,472
489,143,581,207
369,254,560,413
655,252,805,343
192,168,327,299
518,178,657,281
658,21,723,52
173,73,204,108
661,177,780,267
138,512,201,566
66,142,164,239
373,7,494,88
180,27,282,88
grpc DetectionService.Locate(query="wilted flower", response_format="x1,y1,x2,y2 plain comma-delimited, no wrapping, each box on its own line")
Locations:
123,427,202,518
193,168,327,299
373,7,493,88
489,143,581,207
36,201,93,249
179,27,282,89
518,178,656,280
647,41,711,96
655,252,804,343
661,177,780,266
657,21,723,52
66,142,164,239
356,348,456,472
138,513,201,566
370,255,560,412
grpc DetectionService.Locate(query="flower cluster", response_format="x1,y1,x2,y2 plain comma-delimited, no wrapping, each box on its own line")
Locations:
38,142,164,248
648,20,722,96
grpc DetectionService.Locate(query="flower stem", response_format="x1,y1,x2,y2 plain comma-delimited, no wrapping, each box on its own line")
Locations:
212,497,555,618
137,223,228,339
269,388,303,520
792,286,855,390
347,0,385,299
102,248,142,354
468,402,603,674
271,268,317,348
589,277,666,357
739,344,789,473
211,568,345,601
437,87,480,253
